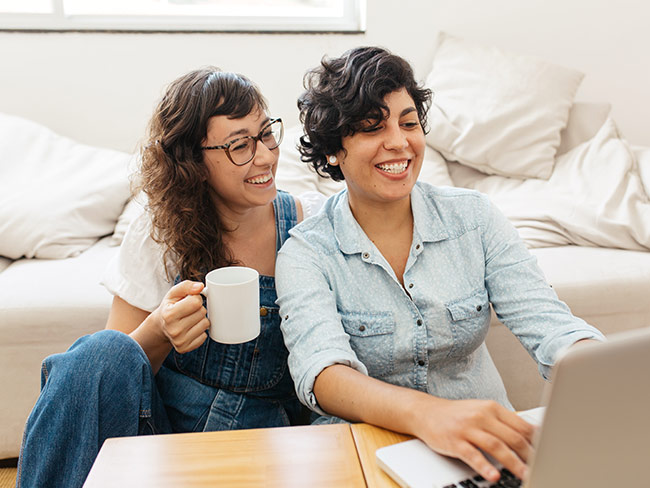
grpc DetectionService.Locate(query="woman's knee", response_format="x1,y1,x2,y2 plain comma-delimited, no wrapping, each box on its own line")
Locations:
43,329,148,383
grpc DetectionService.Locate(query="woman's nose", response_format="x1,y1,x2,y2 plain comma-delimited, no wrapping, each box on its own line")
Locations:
252,139,276,166
383,124,408,150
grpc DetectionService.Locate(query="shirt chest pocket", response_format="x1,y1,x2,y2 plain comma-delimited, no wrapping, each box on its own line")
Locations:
340,311,395,379
445,289,491,358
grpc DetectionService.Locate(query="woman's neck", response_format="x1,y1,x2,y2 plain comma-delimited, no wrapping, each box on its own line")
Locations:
348,194,413,240
348,194,414,286
217,201,277,276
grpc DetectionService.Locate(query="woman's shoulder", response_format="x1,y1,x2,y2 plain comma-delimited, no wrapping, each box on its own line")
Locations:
413,182,492,231
415,180,483,199
415,181,489,209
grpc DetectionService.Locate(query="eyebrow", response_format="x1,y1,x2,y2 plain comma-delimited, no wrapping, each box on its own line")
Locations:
400,107,417,117
371,106,417,121
223,116,271,141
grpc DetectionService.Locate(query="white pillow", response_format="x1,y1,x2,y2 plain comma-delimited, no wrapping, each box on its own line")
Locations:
109,195,146,247
448,117,650,251
425,32,584,180
275,126,453,197
0,113,132,259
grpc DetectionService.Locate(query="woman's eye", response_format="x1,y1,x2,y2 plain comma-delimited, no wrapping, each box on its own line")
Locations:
261,129,273,141
402,120,420,129
361,125,381,133
230,140,250,152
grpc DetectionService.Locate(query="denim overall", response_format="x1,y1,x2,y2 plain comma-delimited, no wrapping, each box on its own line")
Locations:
16,191,303,488
160,189,303,430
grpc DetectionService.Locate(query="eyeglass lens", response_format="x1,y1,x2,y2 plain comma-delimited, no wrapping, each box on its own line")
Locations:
228,120,283,166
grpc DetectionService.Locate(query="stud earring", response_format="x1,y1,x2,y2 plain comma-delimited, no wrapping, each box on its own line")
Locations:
328,155,337,164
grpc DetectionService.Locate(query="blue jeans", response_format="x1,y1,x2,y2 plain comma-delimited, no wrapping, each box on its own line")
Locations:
16,330,304,488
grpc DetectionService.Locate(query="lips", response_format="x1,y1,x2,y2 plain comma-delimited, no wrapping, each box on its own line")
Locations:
375,160,410,174
244,172,273,184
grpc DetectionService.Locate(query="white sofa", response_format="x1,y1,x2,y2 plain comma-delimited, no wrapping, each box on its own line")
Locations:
2,35,650,460
1,121,649,461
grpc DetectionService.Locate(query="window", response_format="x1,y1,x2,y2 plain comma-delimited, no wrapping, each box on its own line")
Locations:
0,0,365,32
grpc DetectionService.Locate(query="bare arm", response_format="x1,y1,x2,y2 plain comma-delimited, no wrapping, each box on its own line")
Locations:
314,364,536,483
105,281,210,374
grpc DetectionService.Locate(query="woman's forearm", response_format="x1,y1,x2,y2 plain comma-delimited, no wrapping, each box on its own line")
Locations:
313,364,436,436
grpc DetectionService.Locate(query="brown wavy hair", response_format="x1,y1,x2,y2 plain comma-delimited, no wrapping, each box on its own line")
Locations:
138,67,267,282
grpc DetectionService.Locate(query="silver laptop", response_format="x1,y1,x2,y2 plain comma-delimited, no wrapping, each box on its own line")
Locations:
376,327,650,488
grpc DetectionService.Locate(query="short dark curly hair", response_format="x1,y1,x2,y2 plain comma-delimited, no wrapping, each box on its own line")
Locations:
297,46,432,181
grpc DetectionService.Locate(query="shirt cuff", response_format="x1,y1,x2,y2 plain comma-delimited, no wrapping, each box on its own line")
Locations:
297,354,368,417
536,328,606,380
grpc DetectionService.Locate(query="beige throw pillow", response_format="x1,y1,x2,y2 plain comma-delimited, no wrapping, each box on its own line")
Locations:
0,113,132,259
425,32,584,180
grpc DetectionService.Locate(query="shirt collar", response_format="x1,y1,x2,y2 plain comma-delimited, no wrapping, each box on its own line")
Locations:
331,183,450,256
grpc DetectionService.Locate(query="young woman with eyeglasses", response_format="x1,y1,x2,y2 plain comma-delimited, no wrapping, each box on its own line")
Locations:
17,68,325,488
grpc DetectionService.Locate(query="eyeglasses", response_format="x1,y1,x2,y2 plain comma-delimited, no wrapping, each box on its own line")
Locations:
200,118,284,166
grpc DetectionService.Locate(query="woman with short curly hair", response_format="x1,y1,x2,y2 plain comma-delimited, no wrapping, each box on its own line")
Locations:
276,46,604,485
298,45,430,181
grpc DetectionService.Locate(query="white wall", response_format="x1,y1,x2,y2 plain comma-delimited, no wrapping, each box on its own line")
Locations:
1,0,648,153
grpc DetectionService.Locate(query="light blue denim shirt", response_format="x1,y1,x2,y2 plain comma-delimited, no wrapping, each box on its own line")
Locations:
275,182,604,416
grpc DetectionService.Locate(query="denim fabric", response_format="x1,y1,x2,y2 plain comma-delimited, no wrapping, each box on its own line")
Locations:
17,191,303,488
276,183,605,416
16,330,171,488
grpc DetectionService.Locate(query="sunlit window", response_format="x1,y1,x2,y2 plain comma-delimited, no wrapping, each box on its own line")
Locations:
0,0,365,32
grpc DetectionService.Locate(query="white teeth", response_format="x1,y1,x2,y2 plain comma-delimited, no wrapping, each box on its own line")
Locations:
245,173,272,184
376,161,408,174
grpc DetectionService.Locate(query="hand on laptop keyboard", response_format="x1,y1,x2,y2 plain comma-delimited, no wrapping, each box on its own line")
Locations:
443,467,522,488
416,398,535,483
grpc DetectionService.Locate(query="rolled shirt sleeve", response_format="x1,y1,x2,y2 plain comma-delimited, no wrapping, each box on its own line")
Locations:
276,230,367,415
480,196,606,379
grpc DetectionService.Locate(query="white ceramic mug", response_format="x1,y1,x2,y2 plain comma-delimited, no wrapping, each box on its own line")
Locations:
201,266,260,344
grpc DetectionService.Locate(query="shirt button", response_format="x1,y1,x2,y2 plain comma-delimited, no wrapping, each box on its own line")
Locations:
359,325,366,332
260,307,268,317
284,315,289,320
416,319,423,326
418,360,425,366
408,283,414,289
476,305,482,312
416,244,421,250
362,252,370,259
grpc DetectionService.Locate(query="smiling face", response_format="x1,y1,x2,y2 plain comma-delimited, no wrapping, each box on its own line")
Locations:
333,88,425,211
202,107,278,214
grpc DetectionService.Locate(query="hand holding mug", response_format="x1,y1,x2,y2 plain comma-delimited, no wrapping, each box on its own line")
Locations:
158,280,210,354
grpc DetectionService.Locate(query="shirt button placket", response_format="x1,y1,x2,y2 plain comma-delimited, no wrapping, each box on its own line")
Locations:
413,313,427,388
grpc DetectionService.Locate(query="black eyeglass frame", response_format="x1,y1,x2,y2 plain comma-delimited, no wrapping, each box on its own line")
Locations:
200,117,283,166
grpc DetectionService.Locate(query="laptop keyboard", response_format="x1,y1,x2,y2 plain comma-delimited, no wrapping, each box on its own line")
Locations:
442,468,522,488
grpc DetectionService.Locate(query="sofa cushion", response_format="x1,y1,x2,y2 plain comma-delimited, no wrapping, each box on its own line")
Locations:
557,102,611,156
425,32,583,180
487,246,650,411
0,113,133,259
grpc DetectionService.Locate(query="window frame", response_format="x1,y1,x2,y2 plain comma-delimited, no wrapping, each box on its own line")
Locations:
0,0,366,33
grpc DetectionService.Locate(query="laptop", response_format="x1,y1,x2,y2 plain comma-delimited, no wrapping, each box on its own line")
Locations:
375,327,650,488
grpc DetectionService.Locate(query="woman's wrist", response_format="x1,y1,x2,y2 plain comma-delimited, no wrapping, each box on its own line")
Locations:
393,387,447,437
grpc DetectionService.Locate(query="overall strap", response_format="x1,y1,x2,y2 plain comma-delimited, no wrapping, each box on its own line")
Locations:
272,190,298,252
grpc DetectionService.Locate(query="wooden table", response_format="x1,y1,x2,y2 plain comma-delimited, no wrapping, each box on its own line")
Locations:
84,423,366,487
350,423,412,488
